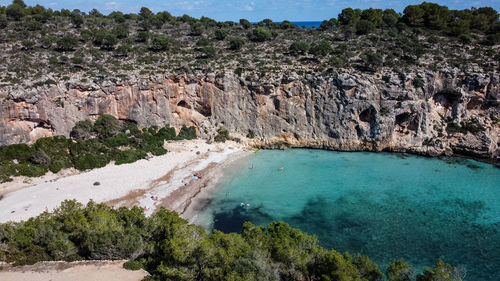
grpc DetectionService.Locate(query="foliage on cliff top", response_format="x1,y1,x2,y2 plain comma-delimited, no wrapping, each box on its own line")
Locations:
0,200,465,281
0,1,498,88
0,115,197,182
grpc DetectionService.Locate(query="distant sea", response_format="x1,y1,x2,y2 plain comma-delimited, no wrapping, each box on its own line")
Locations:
290,21,322,28
251,21,323,28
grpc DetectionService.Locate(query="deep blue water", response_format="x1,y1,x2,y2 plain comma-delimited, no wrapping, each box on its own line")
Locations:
291,21,322,28
195,149,500,280
251,21,322,28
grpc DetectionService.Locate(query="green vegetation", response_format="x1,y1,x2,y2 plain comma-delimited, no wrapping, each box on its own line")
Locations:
0,200,464,281
289,41,310,55
446,118,485,134
214,127,230,142
0,1,498,87
0,115,197,182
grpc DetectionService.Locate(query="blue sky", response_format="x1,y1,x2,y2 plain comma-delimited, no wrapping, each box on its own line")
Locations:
2,0,499,21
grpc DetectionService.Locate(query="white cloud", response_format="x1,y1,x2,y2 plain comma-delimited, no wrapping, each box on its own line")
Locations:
244,1,255,11
104,1,119,10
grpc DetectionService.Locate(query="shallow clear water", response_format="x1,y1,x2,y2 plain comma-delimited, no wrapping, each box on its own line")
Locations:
195,149,500,280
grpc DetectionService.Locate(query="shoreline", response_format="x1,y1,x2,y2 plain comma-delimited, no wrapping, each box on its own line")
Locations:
0,139,252,223
1,140,496,224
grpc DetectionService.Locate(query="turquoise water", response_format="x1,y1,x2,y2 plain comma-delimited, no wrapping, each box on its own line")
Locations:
195,149,500,280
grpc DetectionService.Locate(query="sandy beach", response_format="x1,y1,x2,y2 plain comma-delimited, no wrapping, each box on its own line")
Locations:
0,139,251,223
0,260,149,281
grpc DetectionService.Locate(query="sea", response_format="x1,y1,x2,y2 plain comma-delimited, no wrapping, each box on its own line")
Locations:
194,149,500,281
291,21,322,28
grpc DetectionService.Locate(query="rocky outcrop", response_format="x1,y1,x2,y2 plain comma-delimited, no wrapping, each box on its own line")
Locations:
1,68,499,161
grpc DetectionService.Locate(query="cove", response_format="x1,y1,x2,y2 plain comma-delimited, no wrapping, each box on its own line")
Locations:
194,149,500,281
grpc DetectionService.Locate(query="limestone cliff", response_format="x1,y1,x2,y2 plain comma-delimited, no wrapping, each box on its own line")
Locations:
1,69,499,161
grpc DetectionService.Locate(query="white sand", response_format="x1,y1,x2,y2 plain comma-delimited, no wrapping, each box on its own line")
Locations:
0,140,248,223
0,260,149,281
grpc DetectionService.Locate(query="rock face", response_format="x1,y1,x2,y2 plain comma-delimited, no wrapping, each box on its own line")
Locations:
1,69,499,161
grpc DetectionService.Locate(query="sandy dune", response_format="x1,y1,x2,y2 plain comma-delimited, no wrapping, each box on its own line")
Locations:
0,140,249,223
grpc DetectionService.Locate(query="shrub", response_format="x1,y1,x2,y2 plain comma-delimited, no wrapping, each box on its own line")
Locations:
202,45,216,58
356,19,376,35
190,22,204,36
412,77,425,88
56,36,78,52
32,137,72,173
136,31,149,42
6,4,24,20
157,125,176,140
239,19,251,29
13,163,49,177
0,143,33,163
102,133,130,147
196,37,211,46
114,149,147,165
73,153,110,170
176,125,197,140
249,27,271,42
93,115,121,138
29,150,51,166
361,51,383,70
289,41,310,55
229,37,245,50
310,40,333,57
246,130,255,138
0,15,7,29
123,260,144,270
458,34,472,43
150,36,172,52
113,25,129,39
214,29,228,40
214,127,230,143
101,34,118,50
70,120,93,140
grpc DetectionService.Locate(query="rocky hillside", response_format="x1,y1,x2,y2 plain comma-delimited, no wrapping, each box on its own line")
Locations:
1,67,498,161
0,1,499,161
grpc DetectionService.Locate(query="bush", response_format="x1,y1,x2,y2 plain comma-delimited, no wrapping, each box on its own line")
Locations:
29,150,51,166
0,15,7,29
310,40,333,57
229,37,245,50
6,4,24,20
214,29,228,40
113,25,129,39
249,27,271,42
70,120,93,140
176,125,197,140
289,41,310,55
102,133,130,147
190,22,204,36
56,36,78,52
246,130,255,138
157,125,176,140
356,19,376,34
73,153,110,170
239,19,251,29
214,127,230,143
136,31,149,42
202,45,216,58
0,143,33,163
114,149,147,165
150,36,172,51
33,136,72,172
93,115,120,138
123,260,144,270
412,77,425,88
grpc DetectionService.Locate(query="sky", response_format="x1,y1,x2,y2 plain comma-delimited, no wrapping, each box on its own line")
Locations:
2,0,499,22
